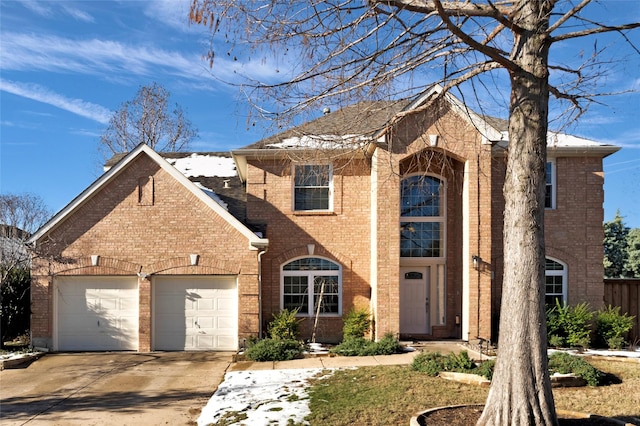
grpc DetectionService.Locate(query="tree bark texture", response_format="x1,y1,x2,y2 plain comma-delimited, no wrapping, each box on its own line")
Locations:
477,1,557,425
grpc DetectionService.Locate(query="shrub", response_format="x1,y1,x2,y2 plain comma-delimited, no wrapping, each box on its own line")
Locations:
342,308,371,340
331,333,402,356
546,301,593,348
268,308,302,340
411,351,478,377
411,351,447,376
372,332,403,355
548,351,603,386
443,350,474,372
475,359,495,381
245,338,304,361
594,305,635,349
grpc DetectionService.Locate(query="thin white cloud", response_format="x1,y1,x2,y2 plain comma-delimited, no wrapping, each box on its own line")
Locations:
0,80,112,124
144,0,193,32
18,0,52,17
1,30,287,87
61,4,95,23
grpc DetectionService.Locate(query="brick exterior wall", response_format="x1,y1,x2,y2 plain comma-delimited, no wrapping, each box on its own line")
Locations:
31,109,610,350
31,153,260,351
491,154,607,341
244,100,496,343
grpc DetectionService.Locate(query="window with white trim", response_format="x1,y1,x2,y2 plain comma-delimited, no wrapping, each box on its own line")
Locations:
545,257,567,306
282,257,341,316
293,164,332,211
400,175,445,257
545,160,556,209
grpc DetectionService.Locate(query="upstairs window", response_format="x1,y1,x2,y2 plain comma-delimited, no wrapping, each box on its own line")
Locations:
545,160,556,209
282,257,341,316
293,164,332,211
400,175,445,258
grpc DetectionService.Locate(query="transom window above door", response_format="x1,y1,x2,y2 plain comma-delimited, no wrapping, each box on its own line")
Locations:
293,164,332,211
400,175,445,258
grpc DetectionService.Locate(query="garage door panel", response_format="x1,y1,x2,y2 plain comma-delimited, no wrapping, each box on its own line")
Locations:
154,277,238,351
56,277,139,351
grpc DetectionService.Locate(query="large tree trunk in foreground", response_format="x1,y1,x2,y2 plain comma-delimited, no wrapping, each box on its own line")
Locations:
477,2,557,425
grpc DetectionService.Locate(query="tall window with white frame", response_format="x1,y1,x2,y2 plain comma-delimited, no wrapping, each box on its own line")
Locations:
282,257,341,316
545,160,556,209
400,175,445,257
293,164,332,211
545,257,567,306
399,174,447,328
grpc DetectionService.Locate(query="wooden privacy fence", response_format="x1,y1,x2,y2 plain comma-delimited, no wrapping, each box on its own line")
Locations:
604,279,640,341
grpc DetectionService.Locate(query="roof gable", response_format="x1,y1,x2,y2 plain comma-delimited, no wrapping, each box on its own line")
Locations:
29,144,267,249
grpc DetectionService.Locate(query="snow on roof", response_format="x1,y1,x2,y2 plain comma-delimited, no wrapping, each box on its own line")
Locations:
494,131,617,150
193,182,228,211
166,153,237,177
546,132,605,148
265,134,369,149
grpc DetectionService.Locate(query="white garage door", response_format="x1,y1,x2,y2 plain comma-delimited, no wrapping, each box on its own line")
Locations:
154,276,238,351
56,276,139,351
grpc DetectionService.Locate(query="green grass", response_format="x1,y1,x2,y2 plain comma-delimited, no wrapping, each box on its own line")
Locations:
304,359,640,426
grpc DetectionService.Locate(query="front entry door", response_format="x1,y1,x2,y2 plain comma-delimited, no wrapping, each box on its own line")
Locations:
400,266,430,334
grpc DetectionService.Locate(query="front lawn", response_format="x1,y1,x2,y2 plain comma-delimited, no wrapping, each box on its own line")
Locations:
304,358,640,426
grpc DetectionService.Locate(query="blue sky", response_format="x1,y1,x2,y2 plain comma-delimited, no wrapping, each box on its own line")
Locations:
1,0,639,228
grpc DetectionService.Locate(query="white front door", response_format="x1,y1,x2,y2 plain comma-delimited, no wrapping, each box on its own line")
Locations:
400,266,430,334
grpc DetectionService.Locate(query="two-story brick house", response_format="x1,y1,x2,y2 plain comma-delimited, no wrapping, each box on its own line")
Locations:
28,85,618,351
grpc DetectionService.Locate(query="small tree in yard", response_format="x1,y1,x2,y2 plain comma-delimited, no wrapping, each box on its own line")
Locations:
625,228,640,278
190,1,639,424
0,193,51,346
604,211,630,278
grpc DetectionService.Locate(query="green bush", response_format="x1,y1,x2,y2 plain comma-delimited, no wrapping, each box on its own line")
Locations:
475,359,495,381
1,265,30,346
548,351,603,386
594,305,635,349
268,308,302,340
411,351,479,377
411,351,447,376
443,351,475,372
342,308,371,340
546,301,593,348
245,338,304,361
331,333,402,357
372,333,403,355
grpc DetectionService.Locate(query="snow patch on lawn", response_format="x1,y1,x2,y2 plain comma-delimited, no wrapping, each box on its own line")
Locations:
198,368,334,426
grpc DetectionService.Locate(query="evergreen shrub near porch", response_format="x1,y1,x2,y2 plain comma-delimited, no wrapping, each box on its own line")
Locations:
546,301,636,350
331,308,403,356
245,309,305,361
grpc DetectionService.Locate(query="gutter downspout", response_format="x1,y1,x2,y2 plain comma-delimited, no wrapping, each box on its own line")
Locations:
258,247,268,339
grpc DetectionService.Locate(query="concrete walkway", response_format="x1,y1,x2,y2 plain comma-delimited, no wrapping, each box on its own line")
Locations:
230,341,480,372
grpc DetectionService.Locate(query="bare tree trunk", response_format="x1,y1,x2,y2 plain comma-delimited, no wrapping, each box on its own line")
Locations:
478,2,557,425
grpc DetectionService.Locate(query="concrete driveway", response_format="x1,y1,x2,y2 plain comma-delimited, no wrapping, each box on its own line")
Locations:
0,352,232,426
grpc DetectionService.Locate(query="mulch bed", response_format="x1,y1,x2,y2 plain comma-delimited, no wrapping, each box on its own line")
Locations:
419,405,631,425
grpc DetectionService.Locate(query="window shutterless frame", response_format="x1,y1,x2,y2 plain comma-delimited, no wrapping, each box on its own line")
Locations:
292,163,333,212
281,256,342,316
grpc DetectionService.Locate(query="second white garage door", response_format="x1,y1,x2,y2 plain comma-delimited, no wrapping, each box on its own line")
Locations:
153,276,238,351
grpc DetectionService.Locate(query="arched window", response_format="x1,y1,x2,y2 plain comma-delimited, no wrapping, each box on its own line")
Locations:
545,257,567,306
400,175,445,257
281,257,341,316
